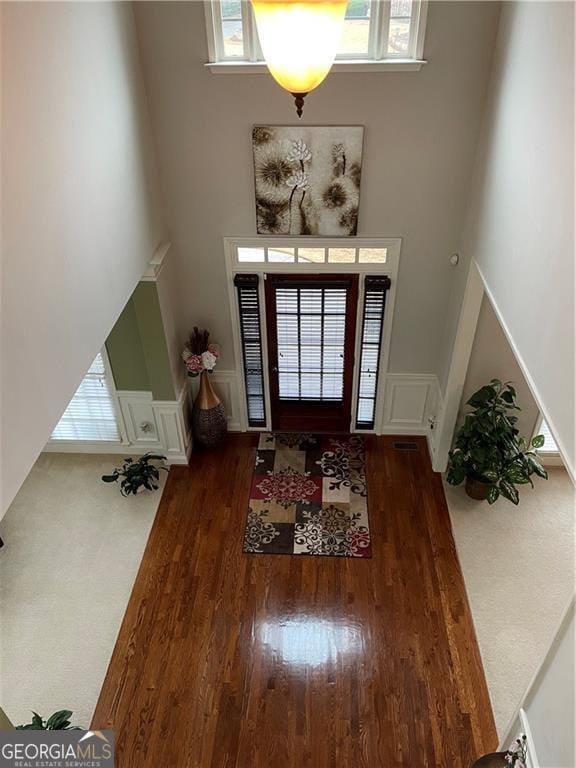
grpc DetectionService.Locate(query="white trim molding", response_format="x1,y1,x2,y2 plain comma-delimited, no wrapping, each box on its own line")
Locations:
205,59,426,74
433,261,485,473
141,241,171,282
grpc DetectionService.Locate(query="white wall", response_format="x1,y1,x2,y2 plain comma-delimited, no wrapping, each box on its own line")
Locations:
1,3,165,515
133,1,500,381
441,2,574,475
502,598,575,767
460,295,540,440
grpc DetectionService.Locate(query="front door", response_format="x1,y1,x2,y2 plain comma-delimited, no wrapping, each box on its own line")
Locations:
265,274,359,432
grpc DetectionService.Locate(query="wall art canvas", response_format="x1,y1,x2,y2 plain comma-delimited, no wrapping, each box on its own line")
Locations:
252,125,364,236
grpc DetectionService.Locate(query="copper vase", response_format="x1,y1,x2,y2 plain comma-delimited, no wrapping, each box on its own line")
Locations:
192,372,227,449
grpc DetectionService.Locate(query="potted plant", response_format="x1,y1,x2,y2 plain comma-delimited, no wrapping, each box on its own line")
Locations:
102,454,167,496
470,735,527,767
16,710,81,730
505,735,528,767
447,379,548,504
182,327,226,448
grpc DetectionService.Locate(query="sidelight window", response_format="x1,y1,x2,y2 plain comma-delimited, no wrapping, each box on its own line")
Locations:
356,276,390,429
234,273,267,426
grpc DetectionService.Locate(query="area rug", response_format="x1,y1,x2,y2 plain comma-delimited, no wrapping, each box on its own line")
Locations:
243,433,371,558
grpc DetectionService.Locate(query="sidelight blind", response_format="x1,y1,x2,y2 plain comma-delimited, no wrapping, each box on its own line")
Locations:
356,276,391,430
51,352,121,442
274,283,348,402
235,274,267,427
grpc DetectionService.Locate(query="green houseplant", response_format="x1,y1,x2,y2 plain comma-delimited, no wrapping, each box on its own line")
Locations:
16,710,81,730
447,379,548,504
102,454,167,496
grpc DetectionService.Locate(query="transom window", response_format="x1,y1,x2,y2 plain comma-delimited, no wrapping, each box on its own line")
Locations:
237,245,387,264
205,0,428,70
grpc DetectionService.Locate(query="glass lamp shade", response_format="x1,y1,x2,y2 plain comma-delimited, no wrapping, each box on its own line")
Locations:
251,0,347,116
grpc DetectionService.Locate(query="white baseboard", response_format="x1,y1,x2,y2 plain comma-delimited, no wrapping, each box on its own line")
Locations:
539,452,565,468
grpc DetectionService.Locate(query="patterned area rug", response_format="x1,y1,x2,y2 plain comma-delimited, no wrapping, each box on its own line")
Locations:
243,433,371,558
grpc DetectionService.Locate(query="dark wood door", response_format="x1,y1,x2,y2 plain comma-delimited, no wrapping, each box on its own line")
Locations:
265,273,359,432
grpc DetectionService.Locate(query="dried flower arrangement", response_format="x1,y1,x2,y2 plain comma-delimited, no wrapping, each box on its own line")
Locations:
182,327,220,378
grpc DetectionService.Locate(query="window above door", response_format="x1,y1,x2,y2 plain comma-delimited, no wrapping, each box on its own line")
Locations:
228,237,400,272
238,244,387,265
204,0,428,73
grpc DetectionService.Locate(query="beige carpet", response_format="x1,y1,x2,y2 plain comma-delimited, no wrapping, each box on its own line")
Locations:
444,468,575,738
0,453,166,729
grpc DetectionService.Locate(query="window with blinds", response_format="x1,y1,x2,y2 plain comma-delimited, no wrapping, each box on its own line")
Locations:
51,352,121,442
356,275,391,429
537,417,559,453
234,274,266,426
275,284,347,402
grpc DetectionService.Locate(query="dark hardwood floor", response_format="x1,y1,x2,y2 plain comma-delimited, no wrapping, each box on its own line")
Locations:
92,434,497,767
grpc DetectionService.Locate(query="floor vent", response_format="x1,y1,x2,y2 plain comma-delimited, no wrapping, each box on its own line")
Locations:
392,441,419,451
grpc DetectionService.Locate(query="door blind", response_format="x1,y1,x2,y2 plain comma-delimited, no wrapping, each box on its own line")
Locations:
275,284,348,402
51,352,121,442
356,275,391,429
234,273,266,426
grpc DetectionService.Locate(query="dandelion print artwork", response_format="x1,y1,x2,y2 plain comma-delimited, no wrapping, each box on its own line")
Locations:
252,126,364,236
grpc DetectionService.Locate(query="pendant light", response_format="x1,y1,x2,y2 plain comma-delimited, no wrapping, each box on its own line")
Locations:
251,0,348,118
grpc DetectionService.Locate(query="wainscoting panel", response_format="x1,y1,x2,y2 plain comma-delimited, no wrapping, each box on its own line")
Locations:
379,374,442,437
151,387,191,463
185,371,443,441
118,392,161,446
155,406,188,460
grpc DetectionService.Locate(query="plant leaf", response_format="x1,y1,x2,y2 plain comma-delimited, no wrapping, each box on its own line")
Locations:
531,434,545,449
46,710,73,730
487,485,500,504
467,385,495,408
446,467,467,486
499,480,520,505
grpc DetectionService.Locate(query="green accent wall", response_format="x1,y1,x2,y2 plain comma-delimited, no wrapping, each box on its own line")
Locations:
132,282,175,401
106,281,176,401
106,299,150,392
